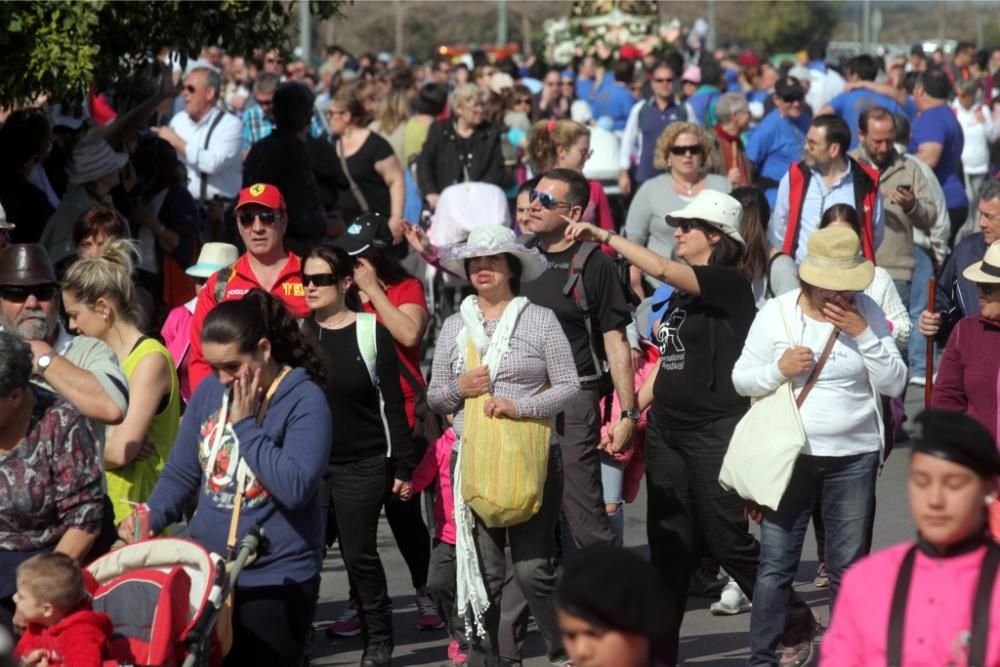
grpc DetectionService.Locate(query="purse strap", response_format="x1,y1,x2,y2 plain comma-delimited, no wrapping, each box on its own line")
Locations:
225,365,292,557
337,138,371,213
795,328,838,408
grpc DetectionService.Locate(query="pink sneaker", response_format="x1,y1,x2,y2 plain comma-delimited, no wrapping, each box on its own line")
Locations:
416,589,445,630
448,639,469,665
326,600,361,637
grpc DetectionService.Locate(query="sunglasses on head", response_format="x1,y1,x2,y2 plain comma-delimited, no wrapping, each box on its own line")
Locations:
669,144,703,157
0,284,58,303
301,272,339,288
236,211,280,227
529,189,572,210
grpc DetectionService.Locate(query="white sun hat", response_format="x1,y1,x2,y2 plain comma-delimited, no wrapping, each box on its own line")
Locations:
665,189,746,248
439,225,548,283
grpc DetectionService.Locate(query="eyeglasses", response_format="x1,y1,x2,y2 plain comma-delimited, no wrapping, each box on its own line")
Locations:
977,282,1000,296
0,284,58,303
529,189,572,210
301,273,339,287
236,211,280,227
514,98,533,106
256,97,275,107
653,77,674,84
183,85,198,94
669,144,704,156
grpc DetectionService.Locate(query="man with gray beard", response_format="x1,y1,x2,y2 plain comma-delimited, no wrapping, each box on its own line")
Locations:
0,244,127,436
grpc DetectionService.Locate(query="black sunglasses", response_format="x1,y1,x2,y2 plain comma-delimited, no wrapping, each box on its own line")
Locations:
0,284,58,303
676,220,710,234
781,94,805,104
529,189,572,211
653,77,674,84
669,144,704,156
236,211,280,227
301,273,339,287
977,282,999,296
183,85,198,94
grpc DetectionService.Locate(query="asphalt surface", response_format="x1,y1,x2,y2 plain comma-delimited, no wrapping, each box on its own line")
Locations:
310,387,926,666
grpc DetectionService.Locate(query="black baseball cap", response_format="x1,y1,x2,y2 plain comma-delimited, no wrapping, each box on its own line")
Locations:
332,212,394,256
775,76,806,101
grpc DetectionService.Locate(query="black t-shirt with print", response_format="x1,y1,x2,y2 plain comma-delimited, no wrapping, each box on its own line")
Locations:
651,264,756,430
521,241,631,379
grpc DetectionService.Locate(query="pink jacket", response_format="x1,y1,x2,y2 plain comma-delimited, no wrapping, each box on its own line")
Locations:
411,428,456,545
821,541,1000,666
160,299,195,402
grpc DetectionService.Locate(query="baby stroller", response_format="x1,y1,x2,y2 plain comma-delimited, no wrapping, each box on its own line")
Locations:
84,527,265,667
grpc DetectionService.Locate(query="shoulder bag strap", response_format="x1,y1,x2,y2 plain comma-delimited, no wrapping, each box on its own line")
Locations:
795,327,839,408
969,541,1000,666
886,544,919,667
199,109,227,203
337,138,371,213
224,365,291,557
765,252,786,300
396,355,426,398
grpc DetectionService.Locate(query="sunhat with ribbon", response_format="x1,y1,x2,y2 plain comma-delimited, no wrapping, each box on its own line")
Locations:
439,225,547,282
798,226,874,292
69,136,128,184
962,240,1000,284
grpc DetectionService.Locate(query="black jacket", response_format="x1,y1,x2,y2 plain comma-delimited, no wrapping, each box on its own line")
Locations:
415,120,504,197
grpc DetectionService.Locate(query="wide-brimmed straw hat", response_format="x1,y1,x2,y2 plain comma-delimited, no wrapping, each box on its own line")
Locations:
69,137,128,184
962,240,1000,284
439,225,547,282
186,242,240,279
665,190,746,248
798,226,874,292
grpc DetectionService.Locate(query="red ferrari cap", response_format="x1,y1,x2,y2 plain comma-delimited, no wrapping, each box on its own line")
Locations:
236,183,286,211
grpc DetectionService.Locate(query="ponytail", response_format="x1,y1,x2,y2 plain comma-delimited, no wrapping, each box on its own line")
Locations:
202,289,329,385
525,118,589,172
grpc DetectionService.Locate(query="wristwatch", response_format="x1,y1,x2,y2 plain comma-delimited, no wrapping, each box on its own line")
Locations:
37,352,56,374
620,408,641,422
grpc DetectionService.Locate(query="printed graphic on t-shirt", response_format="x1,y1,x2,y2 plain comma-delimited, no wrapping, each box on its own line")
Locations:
198,408,270,509
656,309,687,370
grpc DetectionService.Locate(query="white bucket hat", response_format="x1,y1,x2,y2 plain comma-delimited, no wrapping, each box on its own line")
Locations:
665,190,746,248
69,137,128,184
186,242,240,279
439,225,548,283
962,240,1000,284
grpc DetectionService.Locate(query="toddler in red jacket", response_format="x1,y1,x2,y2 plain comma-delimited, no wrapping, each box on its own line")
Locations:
13,553,112,667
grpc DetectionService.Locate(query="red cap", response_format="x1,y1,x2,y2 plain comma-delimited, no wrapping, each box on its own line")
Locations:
738,52,760,69
236,183,286,211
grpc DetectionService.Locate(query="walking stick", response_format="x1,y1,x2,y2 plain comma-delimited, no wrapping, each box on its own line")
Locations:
924,278,936,408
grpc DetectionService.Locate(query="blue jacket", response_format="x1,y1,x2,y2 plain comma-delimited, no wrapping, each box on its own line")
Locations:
148,367,332,587
746,108,812,207
583,73,635,131
936,232,987,343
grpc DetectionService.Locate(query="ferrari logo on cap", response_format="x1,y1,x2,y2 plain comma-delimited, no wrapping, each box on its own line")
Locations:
249,184,266,197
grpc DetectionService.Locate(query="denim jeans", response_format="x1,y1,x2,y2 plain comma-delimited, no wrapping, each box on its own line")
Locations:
907,246,934,378
749,451,879,665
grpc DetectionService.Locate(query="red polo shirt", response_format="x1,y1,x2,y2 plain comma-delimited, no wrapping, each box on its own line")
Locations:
187,251,308,392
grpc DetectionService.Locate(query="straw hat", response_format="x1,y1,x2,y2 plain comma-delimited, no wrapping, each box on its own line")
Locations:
798,226,874,292
186,243,240,279
961,240,1000,284
665,190,746,248
439,225,547,282
69,137,128,184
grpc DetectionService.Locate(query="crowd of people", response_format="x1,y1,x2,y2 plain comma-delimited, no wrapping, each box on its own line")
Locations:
2,32,1000,667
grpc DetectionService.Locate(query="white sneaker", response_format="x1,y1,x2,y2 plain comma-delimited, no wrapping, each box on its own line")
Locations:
709,581,751,616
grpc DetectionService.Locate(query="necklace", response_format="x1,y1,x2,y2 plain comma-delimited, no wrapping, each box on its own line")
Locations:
670,172,697,196
316,311,352,339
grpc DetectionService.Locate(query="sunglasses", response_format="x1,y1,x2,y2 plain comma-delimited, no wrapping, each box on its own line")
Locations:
183,85,198,94
977,282,1000,296
266,57,285,65
529,189,572,210
676,220,712,235
653,77,674,84
781,94,805,104
515,98,533,105
669,144,704,156
236,211,280,227
301,273,339,287
0,284,58,303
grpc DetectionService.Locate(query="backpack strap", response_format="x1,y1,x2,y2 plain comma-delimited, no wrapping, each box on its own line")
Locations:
765,252,787,300
969,541,1000,667
561,241,604,384
886,544,918,667
213,263,235,303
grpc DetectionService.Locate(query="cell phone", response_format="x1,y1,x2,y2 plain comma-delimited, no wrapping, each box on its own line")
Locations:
896,184,912,193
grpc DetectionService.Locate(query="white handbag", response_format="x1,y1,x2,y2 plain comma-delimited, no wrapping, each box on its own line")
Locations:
719,300,838,511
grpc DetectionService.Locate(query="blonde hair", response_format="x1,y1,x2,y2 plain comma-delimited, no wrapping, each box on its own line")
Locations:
16,552,84,612
332,79,375,127
451,83,483,112
62,238,141,325
374,86,410,135
525,119,590,172
653,122,714,171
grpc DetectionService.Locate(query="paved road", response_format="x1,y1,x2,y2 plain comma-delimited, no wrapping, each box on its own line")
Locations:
310,388,926,666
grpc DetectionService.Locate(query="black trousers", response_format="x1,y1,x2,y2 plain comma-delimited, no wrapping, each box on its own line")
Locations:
385,489,431,590
224,574,320,667
645,413,760,664
325,456,395,646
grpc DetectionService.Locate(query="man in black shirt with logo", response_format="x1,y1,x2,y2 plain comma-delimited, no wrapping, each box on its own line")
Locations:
521,168,636,548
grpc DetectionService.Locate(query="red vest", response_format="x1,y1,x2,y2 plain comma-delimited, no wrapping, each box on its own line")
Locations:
784,158,880,262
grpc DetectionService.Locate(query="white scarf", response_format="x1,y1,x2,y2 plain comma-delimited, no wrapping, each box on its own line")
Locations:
453,294,529,639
